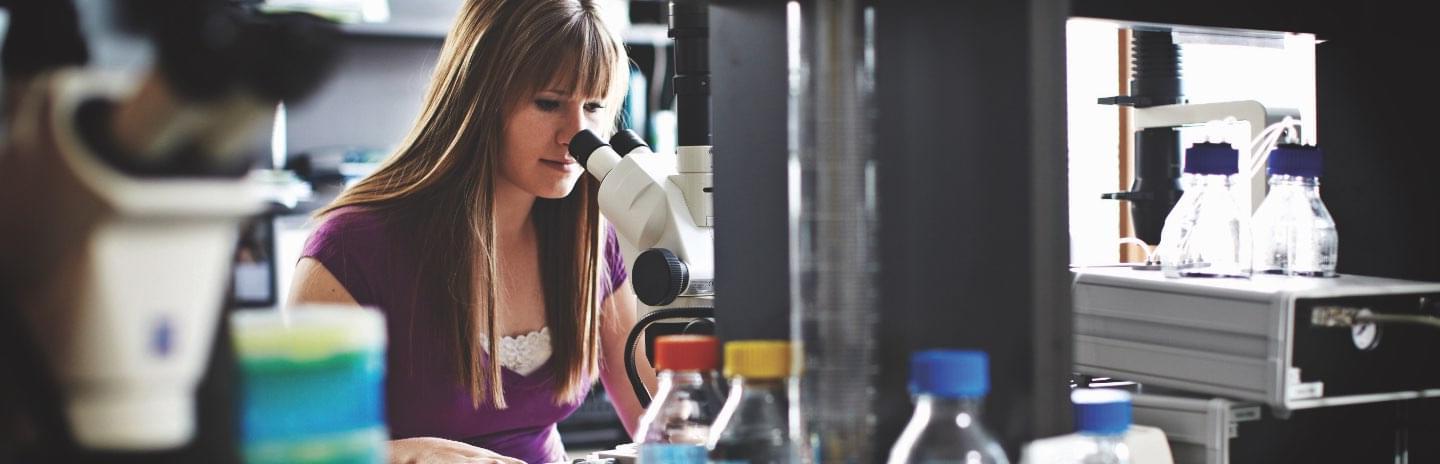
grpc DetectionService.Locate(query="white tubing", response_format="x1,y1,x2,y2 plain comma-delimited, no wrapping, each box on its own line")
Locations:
1118,237,1156,264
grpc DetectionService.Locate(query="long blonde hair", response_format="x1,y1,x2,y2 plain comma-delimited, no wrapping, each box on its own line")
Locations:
320,0,628,408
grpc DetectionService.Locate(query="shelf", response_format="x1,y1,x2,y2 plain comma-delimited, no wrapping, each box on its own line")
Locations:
339,20,450,39
623,24,672,46
340,21,672,46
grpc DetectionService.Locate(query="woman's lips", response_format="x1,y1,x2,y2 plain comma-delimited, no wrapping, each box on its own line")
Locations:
541,157,578,171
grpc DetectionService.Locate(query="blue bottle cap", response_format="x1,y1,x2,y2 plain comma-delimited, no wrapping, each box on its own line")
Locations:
1267,144,1323,178
1071,389,1132,435
909,350,988,398
1184,142,1239,175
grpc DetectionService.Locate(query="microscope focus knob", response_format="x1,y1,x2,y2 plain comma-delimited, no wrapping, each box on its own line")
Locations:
633,248,689,306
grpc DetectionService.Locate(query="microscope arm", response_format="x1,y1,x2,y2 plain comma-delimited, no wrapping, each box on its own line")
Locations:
623,307,717,408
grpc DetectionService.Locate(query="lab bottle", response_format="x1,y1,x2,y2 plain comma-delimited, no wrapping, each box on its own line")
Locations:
887,350,1010,464
1252,144,1338,276
1068,389,1132,464
707,340,803,464
637,335,723,464
1157,141,1251,278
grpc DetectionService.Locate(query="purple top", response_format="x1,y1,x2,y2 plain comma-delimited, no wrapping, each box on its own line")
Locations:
302,207,628,463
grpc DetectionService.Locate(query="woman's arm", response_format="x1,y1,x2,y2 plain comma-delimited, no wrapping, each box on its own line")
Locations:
288,257,360,306
388,437,523,464
598,279,657,438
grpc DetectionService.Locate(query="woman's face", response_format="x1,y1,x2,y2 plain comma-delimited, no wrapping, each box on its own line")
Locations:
498,87,610,200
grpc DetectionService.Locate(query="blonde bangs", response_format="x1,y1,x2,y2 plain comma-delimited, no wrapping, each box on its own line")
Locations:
512,7,628,124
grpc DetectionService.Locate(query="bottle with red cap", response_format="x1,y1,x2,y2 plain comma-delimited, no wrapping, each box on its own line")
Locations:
636,335,723,463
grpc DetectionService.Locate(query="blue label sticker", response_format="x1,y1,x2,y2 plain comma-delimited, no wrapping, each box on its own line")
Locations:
637,443,706,463
152,316,173,357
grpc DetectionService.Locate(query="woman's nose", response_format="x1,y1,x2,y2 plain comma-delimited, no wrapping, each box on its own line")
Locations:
557,105,588,146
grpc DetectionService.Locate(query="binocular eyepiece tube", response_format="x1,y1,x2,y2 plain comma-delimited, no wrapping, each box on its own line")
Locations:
567,129,653,182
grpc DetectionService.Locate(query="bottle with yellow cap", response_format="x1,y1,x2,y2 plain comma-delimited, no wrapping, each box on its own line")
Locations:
707,340,804,464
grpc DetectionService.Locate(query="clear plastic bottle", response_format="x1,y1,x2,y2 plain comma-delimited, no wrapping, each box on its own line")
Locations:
1252,144,1338,277
1070,389,1132,464
1157,141,1251,278
887,350,1010,464
637,335,723,464
707,340,803,464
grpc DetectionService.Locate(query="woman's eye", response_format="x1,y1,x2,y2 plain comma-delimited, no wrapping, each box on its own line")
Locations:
535,99,560,111
584,102,605,113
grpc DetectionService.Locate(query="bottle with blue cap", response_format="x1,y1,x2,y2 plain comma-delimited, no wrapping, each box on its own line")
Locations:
1252,143,1338,276
1069,389,1132,464
1157,140,1251,278
887,350,1010,464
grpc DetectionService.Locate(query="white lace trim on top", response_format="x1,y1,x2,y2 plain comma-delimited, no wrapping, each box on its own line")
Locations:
480,327,552,376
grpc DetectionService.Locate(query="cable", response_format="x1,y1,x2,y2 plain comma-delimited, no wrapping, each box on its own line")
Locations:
1247,117,1302,177
1357,313,1440,331
1248,127,1285,175
623,307,714,409
1117,237,1155,264
1312,306,1440,332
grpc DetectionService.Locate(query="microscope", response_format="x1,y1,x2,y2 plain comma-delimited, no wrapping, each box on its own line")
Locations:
1101,29,1307,245
0,0,337,459
569,129,713,311
568,0,716,410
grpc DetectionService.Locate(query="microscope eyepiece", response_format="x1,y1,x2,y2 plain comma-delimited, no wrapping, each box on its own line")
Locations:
609,129,650,157
568,129,608,167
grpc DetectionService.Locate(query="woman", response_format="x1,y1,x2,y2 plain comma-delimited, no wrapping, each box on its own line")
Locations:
287,1,654,462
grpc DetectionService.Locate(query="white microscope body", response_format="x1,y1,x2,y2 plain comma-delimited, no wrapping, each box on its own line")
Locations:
569,129,714,310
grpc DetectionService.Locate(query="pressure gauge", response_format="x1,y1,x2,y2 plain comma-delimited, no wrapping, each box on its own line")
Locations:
1350,309,1381,351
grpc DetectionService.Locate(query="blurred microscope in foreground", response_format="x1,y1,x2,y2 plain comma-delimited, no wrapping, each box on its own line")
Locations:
0,0,338,461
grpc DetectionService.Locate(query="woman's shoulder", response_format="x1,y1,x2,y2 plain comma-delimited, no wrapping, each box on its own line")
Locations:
313,203,401,253
315,206,390,235
310,205,406,250
302,205,407,307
